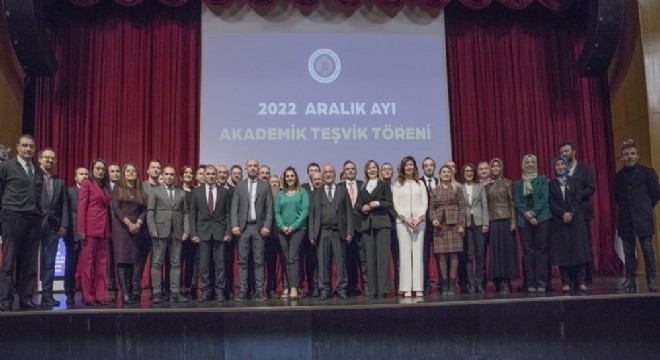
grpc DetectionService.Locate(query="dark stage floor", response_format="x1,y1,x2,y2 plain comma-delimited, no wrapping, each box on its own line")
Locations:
2,276,658,315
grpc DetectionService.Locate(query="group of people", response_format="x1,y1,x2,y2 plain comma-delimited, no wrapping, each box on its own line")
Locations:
0,135,658,311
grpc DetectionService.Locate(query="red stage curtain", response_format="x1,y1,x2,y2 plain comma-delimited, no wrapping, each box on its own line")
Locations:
445,3,619,275
34,0,620,289
35,2,200,183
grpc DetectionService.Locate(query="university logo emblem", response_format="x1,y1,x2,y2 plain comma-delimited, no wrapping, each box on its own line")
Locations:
308,49,341,84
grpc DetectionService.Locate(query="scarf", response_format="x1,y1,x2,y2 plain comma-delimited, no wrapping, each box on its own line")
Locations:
521,154,538,197
553,156,569,186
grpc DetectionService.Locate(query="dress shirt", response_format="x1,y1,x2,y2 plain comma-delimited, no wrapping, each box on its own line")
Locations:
16,156,33,178
325,184,335,200
464,183,474,214
248,178,257,221
206,184,217,211
423,176,436,189
365,179,377,194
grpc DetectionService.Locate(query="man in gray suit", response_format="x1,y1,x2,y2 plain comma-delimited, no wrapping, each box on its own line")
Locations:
148,165,190,303
190,165,232,302
38,148,70,307
309,164,354,300
65,167,88,305
231,159,273,301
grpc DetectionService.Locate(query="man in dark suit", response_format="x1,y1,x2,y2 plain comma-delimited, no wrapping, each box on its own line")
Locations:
338,160,366,296
190,165,232,302
613,140,660,292
309,164,354,300
64,167,88,305
300,162,322,297
106,162,121,301
148,165,190,303
260,164,282,299
37,148,70,307
217,164,235,299
0,134,44,311
421,157,438,293
560,142,597,288
231,159,273,301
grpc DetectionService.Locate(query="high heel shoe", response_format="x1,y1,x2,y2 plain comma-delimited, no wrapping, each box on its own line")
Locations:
404,291,412,297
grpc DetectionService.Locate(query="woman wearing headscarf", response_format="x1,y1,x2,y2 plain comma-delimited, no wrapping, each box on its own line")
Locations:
514,154,551,294
485,158,517,294
77,159,112,306
430,165,466,296
548,157,591,293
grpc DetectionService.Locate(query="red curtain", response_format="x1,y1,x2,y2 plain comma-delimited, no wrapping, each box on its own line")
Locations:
35,2,200,181
34,1,620,282
445,3,619,275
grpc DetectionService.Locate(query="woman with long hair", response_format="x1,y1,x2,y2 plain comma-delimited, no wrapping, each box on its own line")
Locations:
460,163,489,293
486,158,517,294
514,154,551,294
77,158,112,306
430,165,466,295
179,165,198,299
110,163,147,305
355,160,393,298
392,156,428,297
274,167,309,300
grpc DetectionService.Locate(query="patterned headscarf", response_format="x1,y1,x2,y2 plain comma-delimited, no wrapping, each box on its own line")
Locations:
521,154,538,197
553,156,569,186
489,158,504,181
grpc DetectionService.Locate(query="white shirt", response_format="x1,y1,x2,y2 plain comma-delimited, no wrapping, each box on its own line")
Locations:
568,161,577,176
365,179,378,194
248,179,258,221
464,183,474,214
16,156,33,177
423,176,436,189
393,179,428,222
325,184,335,199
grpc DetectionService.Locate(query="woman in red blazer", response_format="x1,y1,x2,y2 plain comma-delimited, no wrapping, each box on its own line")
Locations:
77,159,112,306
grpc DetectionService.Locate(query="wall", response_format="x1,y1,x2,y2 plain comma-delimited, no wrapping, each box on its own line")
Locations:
0,6,25,153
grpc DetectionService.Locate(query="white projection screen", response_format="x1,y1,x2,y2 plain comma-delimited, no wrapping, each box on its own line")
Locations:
200,5,451,178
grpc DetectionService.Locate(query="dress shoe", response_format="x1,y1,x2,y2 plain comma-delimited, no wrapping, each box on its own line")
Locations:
217,295,225,303
578,284,588,294
255,292,267,302
162,292,171,302
236,293,247,302
425,285,433,295
20,299,38,309
648,278,658,292
268,290,278,299
448,282,456,296
171,293,189,303
0,302,12,312
475,284,484,294
338,292,349,300
562,285,570,294
122,293,134,305
536,287,546,294
311,288,320,297
151,294,162,304
41,296,61,307
66,295,75,306
617,277,637,292
527,287,537,293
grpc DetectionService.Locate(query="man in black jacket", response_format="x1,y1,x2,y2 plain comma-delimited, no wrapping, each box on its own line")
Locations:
38,148,70,307
0,135,44,311
613,140,660,292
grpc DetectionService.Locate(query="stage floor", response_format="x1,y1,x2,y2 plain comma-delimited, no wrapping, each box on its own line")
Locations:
3,276,658,315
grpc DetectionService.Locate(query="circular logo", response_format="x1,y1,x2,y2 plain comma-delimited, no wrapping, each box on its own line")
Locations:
308,49,341,84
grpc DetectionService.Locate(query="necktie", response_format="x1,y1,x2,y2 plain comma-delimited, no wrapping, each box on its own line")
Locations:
207,186,214,213
348,181,356,207
427,178,432,190
46,175,53,200
168,186,174,202
27,162,34,180
326,186,333,201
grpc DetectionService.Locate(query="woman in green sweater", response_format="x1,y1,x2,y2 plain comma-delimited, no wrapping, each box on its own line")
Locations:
274,166,310,300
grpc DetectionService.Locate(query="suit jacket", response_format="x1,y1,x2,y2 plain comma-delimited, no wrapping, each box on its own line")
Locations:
461,182,489,226
67,185,80,241
301,183,312,192
613,164,660,238
190,184,231,240
354,180,393,232
77,179,112,238
514,176,551,228
41,174,70,231
571,162,596,220
230,178,273,231
0,157,43,215
147,184,189,239
337,179,363,235
308,185,354,241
